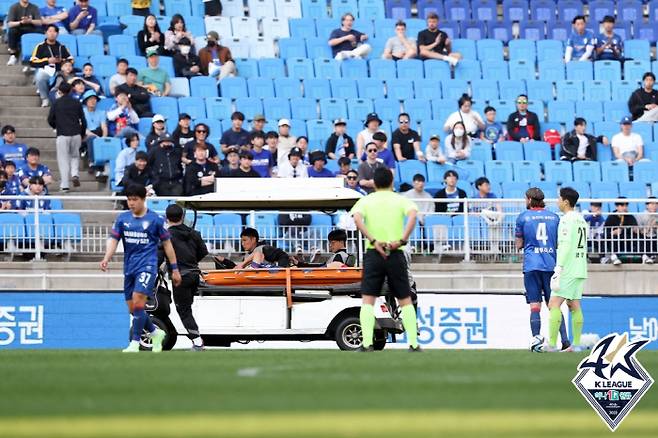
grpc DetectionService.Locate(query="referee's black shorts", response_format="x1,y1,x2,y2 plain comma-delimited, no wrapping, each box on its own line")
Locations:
361,249,411,299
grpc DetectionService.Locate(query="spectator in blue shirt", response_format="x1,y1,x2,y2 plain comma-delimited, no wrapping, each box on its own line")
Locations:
359,132,396,169
16,176,51,211
249,131,273,178
114,133,140,184
595,15,623,61
40,0,69,33
17,147,52,190
345,169,367,195
68,0,101,36
480,106,506,144
328,13,371,60
565,15,595,62
308,151,335,178
0,125,28,169
1,161,23,209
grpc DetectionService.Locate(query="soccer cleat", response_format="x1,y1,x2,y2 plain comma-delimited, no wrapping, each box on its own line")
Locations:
356,345,374,352
6,55,17,66
151,328,166,353
408,345,423,353
122,340,140,353
561,340,572,351
190,344,205,352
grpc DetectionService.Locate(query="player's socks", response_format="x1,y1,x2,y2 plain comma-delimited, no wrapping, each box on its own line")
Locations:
145,315,156,334
359,304,375,348
571,308,584,346
400,304,418,348
530,308,541,336
132,307,148,342
548,307,562,347
558,315,569,346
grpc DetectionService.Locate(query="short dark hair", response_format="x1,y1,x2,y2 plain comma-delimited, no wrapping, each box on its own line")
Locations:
560,187,580,208
165,204,184,222
574,117,587,127
26,147,40,157
46,24,59,33
231,111,245,121
124,184,147,199
572,15,586,24
126,67,138,75
484,106,496,113
643,72,656,81
29,176,45,186
427,12,439,20
395,20,406,28
373,168,393,189
337,156,351,166
398,112,410,121
412,173,425,182
83,62,93,69
1,125,16,135
526,187,545,208
71,78,84,87
444,169,458,179
135,151,148,161
240,227,259,241
458,93,472,108
117,58,129,65
372,131,387,142
328,229,347,243
58,82,72,94
646,196,657,204
4,160,16,168
265,131,279,139
601,15,615,24
590,202,602,207
250,130,265,141
475,176,490,189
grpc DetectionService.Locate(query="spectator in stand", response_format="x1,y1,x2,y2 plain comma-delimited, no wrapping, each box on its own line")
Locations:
132,0,151,17
584,201,606,255
417,13,461,66
357,142,387,194
164,14,195,55
335,156,352,178
183,123,219,165
560,117,609,161
184,144,220,196
403,173,433,225
218,146,240,176
106,91,140,137
30,24,73,108
219,111,249,155
40,0,68,34
595,16,623,61
145,114,168,150
198,31,236,80
308,151,334,178
68,0,101,36
265,131,279,169
392,112,424,161
345,169,366,195
172,113,194,149
382,20,416,60
48,58,75,102
148,133,183,196
434,169,467,215
612,116,648,166
250,114,266,135
425,133,445,164
0,125,28,168
80,63,102,95
2,161,22,208
443,122,471,163
118,151,152,197
139,47,171,97
249,131,273,178
81,90,108,178
295,136,310,165
6,0,42,66
325,118,355,160
368,132,396,169
231,151,261,178
628,72,658,122
637,197,657,264
114,133,140,184
443,94,485,137
328,13,371,61
70,78,87,101
480,106,506,144
205,0,222,15
276,119,297,169
471,177,501,213
108,58,128,96
564,15,595,62
17,147,52,190
116,67,153,117
16,176,50,210
603,198,651,265
507,95,541,142
173,37,202,78
137,14,165,56
48,82,86,192
277,147,308,178
356,112,383,158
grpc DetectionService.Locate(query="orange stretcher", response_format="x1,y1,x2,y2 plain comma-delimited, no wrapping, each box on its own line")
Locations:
202,267,362,287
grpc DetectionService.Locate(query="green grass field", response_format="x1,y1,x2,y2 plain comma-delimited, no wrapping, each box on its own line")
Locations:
1,350,657,438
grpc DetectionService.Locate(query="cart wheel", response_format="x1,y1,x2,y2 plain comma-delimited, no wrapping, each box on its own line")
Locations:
373,330,387,351
334,316,363,351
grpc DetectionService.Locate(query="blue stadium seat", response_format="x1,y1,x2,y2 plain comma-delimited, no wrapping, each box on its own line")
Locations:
538,60,565,81
523,141,552,162
123,55,146,72
258,58,285,79
107,34,136,57
498,80,525,101
476,39,504,62
548,101,576,124
633,161,658,183
647,142,658,161
347,98,374,120
573,161,602,182
624,40,651,64
535,40,563,63
220,77,248,98
601,101,627,124
372,18,397,39
633,122,653,143
618,181,648,212
426,162,456,183
278,38,307,58
454,59,482,81
106,0,132,16
589,0,615,23
262,17,291,39
151,97,178,121
359,0,386,19
481,61,509,81
454,160,485,182
490,100,516,120
178,97,206,120
439,20,460,40
287,58,315,79
530,0,556,21
471,142,494,161
87,55,115,78
314,58,341,79
596,142,613,161
576,101,604,123
593,121,620,139
373,98,401,122
471,80,499,101
194,118,222,137
544,161,574,183
319,98,347,120
357,78,384,99
247,78,275,98
419,119,444,142
472,0,497,21
509,59,535,81
331,0,358,17
414,79,442,100
508,39,536,61
306,119,332,148
76,35,104,58
423,60,451,80
386,79,414,100
513,161,541,183
636,22,658,44
315,18,338,39
303,78,331,99
501,181,530,198
187,76,217,98
262,97,292,120
329,78,357,98
556,0,583,21
404,99,433,122
590,181,619,211
205,98,232,120
441,80,469,100
0,212,26,243
235,97,264,120
460,20,486,41
518,20,545,41
594,60,622,81
164,0,191,15
624,61,650,82
612,80,640,102
484,161,514,183
289,18,316,38
368,59,396,80
527,100,544,119
525,79,553,102
301,0,329,18
273,78,302,98
566,62,594,81
556,80,584,101
502,0,529,21
289,98,318,120
451,39,477,60
583,80,612,102
398,160,428,184
495,141,524,161
547,20,571,41
340,59,369,79
306,38,333,59
93,138,122,166
396,60,425,80
444,0,470,21
52,213,83,243
234,59,259,80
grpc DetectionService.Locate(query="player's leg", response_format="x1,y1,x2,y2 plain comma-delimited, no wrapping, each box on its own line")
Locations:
133,271,165,352
541,271,570,349
359,251,385,351
123,291,148,353
387,252,419,351
523,272,542,337
567,299,584,349
122,275,139,351
174,274,203,350
547,295,566,350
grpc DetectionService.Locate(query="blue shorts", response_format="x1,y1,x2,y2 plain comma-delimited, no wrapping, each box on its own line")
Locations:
123,271,157,301
523,271,553,304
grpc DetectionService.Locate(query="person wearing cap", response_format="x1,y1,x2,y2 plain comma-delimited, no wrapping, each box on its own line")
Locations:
603,197,643,265
230,151,261,178
138,47,171,97
392,112,424,162
48,81,86,192
219,146,240,177
184,144,220,196
403,174,433,225
328,13,372,61
29,23,74,108
424,133,445,164
164,14,195,55
17,147,52,190
480,106,506,144
506,94,541,143
116,67,153,118
183,122,219,165
173,36,202,78
250,114,266,135
433,169,467,215
137,14,164,56
172,113,194,149
109,59,129,96
249,131,274,178
145,114,169,150
356,112,383,158
69,78,87,102
219,111,250,155
595,15,623,61
611,116,647,167
357,142,388,194
276,119,297,169
16,176,51,211
68,0,101,36
560,118,608,161
628,72,658,122
308,151,334,178
198,31,236,80
277,147,308,178
148,132,183,196
114,133,141,184
325,118,355,160
131,0,152,17
106,90,140,137
0,125,28,169
564,15,595,62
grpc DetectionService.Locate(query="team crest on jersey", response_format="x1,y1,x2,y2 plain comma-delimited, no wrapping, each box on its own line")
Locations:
142,221,150,230
572,333,653,431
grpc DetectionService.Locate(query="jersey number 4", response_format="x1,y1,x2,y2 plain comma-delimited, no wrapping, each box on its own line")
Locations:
536,222,548,245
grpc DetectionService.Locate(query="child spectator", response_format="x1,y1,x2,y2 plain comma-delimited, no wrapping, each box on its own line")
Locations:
249,131,274,178
424,133,445,163
480,106,506,144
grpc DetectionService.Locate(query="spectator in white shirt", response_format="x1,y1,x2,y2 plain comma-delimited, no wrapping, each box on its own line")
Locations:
424,133,445,163
403,173,433,224
356,112,383,159
611,116,648,166
443,94,485,137
443,122,471,163
277,147,308,178
382,20,416,60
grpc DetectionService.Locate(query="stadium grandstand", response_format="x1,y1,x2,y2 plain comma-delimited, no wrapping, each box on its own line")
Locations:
0,0,656,267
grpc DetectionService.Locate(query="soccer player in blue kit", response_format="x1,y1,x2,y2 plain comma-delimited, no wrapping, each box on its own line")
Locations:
100,185,182,353
515,188,570,351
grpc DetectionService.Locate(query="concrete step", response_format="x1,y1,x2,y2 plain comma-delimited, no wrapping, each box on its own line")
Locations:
0,107,49,116
11,127,56,138
0,74,32,86
0,85,40,96
16,137,56,147
0,95,42,106
1,116,54,129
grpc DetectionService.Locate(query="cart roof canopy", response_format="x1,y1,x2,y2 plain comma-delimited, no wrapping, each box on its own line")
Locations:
177,178,364,211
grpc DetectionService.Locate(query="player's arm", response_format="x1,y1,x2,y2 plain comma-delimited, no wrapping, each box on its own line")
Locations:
99,237,119,271
556,221,573,269
514,215,524,250
389,208,418,251
353,212,388,258
162,239,182,287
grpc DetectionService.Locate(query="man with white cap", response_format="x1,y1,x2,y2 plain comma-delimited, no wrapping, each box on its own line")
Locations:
198,30,236,80
145,114,168,150
276,119,297,169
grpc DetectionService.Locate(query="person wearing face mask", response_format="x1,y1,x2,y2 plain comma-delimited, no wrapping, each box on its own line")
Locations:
173,37,202,78
198,31,236,81
507,94,541,143
443,122,471,163
443,94,485,138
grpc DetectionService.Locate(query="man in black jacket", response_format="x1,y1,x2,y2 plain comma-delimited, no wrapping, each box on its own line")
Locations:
628,72,658,122
434,169,468,215
115,67,153,118
173,37,202,78
147,133,183,196
183,144,219,196
560,117,609,161
30,24,73,107
506,95,541,142
165,204,208,351
325,118,355,159
48,82,86,192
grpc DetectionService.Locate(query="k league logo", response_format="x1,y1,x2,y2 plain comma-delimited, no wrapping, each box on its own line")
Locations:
572,333,654,431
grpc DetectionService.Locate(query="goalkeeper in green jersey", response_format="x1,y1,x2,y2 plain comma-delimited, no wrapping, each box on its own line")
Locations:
547,187,589,352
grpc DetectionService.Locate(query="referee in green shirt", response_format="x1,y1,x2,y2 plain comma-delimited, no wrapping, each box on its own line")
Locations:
351,168,420,352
